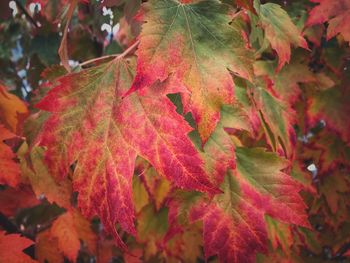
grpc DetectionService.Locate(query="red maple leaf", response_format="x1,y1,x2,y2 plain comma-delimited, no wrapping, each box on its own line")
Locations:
35,58,218,249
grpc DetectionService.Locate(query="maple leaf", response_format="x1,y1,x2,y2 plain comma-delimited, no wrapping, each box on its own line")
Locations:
252,84,296,157
306,0,350,44
257,248,304,263
234,82,261,134
35,58,217,249
0,186,39,217
0,125,21,187
97,237,122,263
293,227,322,255
0,231,37,263
253,1,308,71
190,147,309,262
309,171,350,230
163,191,204,261
36,230,64,263
290,161,316,194
129,0,254,142
253,51,334,104
136,204,169,260
136,162,172,211
265,216,293,255
23,112,50,146
203,104,253,185
319,172,350,215
132,173,150,214
303,129,350,173
18,143,72,209
235,148,309,226
304,23,325,47
123,249,143,263
51,210,97,262
0,84,28,134
163,222,203,262
190,173,267,263
307,79,350,143
46,230,79,263
132,158,171,214
203,123,236,185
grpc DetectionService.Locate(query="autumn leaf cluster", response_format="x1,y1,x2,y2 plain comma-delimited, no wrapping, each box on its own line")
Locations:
0,0,350,262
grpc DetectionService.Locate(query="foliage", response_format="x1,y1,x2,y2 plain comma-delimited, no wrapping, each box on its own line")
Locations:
0,0,349,262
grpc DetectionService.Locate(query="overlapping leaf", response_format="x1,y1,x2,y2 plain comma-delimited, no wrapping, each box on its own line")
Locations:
307,78,350,143
35,58,217,249
0,84,28,133
0,84,28,187
190,147,309,262
36,230,64,263
254,52,334,104
306,0,350,44
136,204,169,260
51,210,97,261
34,209,96,263
303,129,350,173
19,144,72,209
253,84,296,157
203,104,253,185
129,0,254,142
0,125,21,187
253,1,308,71
319,172,350,215
0,231,37,263
135,162,172,211
163,223,203,262
265,216,293,255
0,186,39,217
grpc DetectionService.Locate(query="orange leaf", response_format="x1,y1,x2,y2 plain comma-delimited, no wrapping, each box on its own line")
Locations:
0,84,28,134
51,210,97,262
0,125,21,187
0,231,37,263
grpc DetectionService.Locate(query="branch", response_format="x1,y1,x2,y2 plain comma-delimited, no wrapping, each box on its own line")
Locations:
14,0,39,28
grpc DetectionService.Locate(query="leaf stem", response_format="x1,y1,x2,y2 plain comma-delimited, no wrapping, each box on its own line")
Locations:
79,54,119,67
117,40,141,59
80,40,140,67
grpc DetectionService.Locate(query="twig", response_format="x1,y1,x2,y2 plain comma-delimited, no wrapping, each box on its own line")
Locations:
59,0,78,72
15,0,39,28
